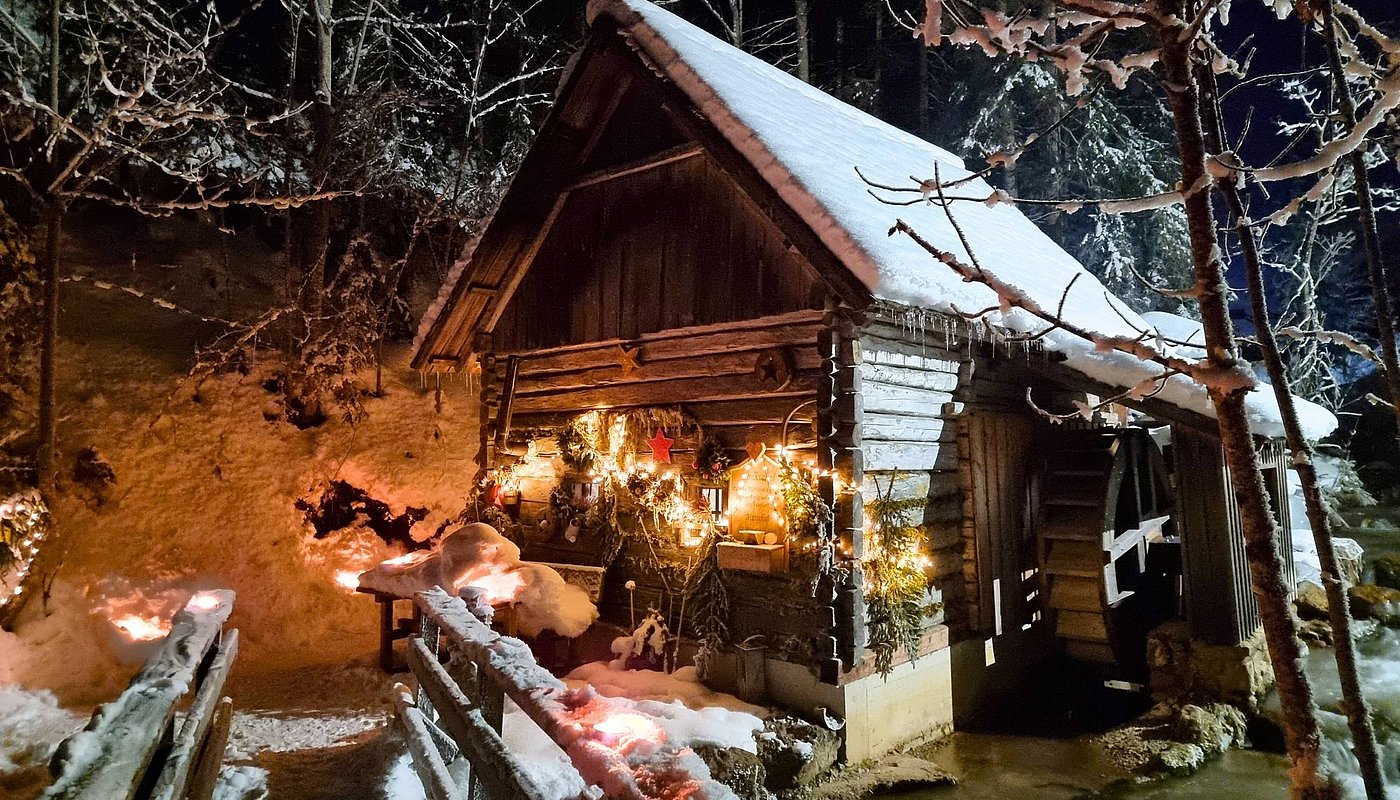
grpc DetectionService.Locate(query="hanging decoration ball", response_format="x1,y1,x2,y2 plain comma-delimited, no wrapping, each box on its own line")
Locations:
485,482,506,508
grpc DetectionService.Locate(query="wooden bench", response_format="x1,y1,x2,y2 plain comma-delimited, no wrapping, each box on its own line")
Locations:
360,561,606,672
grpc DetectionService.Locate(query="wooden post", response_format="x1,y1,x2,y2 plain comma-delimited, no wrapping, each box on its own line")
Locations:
186,698,233,800
379,597,397,672
478,352,500,474
150,630,240,800
822,303,868,673
418,613,441,719
493,355,521,454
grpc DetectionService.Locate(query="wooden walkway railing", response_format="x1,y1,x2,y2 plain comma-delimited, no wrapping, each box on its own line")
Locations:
44,590,239,800
399,587,651,800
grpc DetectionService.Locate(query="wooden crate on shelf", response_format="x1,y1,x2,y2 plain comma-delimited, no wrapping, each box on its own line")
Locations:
717,541,788,573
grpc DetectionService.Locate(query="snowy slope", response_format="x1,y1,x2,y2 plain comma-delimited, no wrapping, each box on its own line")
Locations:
586,0,1336,440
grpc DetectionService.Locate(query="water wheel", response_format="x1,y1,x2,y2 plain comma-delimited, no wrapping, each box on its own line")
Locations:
1034,427,1177,679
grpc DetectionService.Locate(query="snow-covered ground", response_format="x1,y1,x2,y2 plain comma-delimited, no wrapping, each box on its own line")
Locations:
0,219,478,798
0,221,765,799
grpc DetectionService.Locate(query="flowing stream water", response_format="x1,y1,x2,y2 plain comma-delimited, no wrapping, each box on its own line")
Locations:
890,522,1400,800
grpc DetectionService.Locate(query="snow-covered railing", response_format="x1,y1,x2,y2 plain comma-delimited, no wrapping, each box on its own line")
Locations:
43,590,238,800
405,587,673,800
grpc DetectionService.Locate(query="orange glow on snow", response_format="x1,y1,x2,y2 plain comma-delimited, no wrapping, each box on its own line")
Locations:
591,713,665,750
457,569,526,605
185,592,223,612
383,552,428,566
111,614,170,642
335,570,362,591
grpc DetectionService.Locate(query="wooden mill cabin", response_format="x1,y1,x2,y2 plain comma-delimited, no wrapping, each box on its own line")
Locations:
414,0,1315,760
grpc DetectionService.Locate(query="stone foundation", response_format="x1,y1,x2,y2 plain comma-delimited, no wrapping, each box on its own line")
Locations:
704,626,954,763
1146,622,1274,708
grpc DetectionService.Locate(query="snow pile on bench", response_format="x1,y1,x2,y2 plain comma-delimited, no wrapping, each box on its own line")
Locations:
587,0,1337,441
359,523,598,638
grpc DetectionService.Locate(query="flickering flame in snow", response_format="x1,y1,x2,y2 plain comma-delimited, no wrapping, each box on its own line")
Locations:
111,614,170,642
383,551,429,566
185,592,223,612
591,713,665,750
457,569,526,605
335,570,362,591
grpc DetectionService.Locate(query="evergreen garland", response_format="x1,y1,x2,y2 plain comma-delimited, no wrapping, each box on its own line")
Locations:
864,474,936,675
778,458,830,540
692,436,731,481
558,417,599,472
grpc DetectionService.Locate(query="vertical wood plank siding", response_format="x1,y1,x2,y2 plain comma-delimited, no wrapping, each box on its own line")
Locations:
1176,426,1260,645
491,154,823,352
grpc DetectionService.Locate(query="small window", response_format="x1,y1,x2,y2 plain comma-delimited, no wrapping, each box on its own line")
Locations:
699,485,727,521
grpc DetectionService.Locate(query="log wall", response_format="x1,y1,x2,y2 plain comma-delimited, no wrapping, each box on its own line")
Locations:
857,321,966,635
481,311,835,666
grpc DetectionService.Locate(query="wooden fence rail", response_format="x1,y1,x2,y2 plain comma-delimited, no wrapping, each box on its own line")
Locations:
398,587,655,800
44,590,239,800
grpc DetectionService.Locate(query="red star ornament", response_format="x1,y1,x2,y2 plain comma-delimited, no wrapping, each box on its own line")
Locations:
647,428,674,464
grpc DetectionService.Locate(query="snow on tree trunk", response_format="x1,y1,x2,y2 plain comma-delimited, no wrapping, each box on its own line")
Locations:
1319,0,1400,454
1156,27,1337,800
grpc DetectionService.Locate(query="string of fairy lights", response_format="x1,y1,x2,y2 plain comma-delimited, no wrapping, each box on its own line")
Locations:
0,491,49,611
487,410,929,587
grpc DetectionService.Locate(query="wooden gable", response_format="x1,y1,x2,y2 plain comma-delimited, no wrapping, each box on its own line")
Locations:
491,147,826,351
411,23,868,370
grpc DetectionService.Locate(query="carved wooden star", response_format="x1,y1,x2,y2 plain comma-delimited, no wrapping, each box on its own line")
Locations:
617,345,642,378
648,428,674,464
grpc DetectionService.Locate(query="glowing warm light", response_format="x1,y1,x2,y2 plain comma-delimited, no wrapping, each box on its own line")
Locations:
111,614,170,642
592,713,665,750
185,592,224,612
335,570,362,591
383,552,429,566
457,569,526,605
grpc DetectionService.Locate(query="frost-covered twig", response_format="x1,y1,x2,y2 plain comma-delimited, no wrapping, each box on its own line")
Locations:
886,218,1252,391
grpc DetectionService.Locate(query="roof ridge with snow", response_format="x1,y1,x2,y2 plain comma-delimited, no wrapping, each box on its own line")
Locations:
585,0,1338,439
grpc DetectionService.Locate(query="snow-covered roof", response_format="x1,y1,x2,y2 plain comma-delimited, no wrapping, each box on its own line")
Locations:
587,0,1337,440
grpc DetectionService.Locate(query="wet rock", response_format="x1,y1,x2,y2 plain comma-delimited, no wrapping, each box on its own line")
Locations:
1348,584,1400,626
1153,743,1206,776
1170,703,1248,756
1373,555,1400,592
694,744,770,800
1099,702,1248,777
1297,618,1334,648
1335,538,1364,586
755,716,841,790
1147,622,1274,708
810,755,955,800
1295,582,1330,620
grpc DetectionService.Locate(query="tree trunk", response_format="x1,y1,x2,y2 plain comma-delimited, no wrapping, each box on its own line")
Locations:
1319,0,1400,449
36,204,61,493
48,0,60,113
1197,60,1388,800
795,0,810,83
305,0,335,329
1157,26,1336,800
916,36,930,139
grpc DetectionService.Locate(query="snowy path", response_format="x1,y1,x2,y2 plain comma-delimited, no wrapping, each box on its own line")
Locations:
220,662,415,799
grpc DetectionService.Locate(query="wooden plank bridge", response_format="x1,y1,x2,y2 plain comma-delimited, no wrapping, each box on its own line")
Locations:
43,590,239,800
